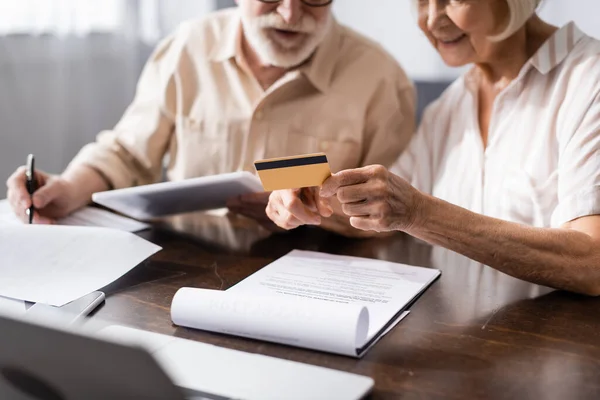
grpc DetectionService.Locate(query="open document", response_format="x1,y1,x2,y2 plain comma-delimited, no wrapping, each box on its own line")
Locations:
0,199,149,232
171,250,440,357
0,225,161,306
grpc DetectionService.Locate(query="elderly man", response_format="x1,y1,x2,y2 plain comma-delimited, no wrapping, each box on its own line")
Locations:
6,0,415,234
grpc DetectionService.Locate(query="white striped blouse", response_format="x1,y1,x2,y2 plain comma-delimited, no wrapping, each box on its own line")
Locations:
392,22,600,228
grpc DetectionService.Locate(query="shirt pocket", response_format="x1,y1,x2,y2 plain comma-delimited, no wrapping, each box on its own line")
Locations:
175,116,249,176
499,170,558,227
286,132,361,173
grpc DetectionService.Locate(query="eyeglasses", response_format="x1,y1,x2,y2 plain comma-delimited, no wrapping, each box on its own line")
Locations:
257,0,333,7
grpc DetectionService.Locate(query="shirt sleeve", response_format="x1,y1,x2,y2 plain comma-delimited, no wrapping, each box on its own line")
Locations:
67,29,187,190
551,91,600,227
360,67,416,169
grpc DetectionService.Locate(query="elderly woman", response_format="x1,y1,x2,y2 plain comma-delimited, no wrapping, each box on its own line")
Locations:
266,0,600,295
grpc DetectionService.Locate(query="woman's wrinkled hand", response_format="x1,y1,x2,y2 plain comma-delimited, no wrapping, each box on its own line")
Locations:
320,165,425,233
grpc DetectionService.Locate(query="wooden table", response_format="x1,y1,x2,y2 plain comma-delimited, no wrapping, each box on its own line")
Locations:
94,211,600,399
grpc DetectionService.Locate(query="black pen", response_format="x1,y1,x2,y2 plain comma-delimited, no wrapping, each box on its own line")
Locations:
25,154,36,224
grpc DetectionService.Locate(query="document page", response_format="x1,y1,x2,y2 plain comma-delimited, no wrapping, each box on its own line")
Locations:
0,225,161,306
171,250,440,356
171,288,368,356
0,199,149,232
57,207,150,232
228,250,440,344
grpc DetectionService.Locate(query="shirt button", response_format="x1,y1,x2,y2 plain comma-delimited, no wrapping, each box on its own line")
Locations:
320,141,330,152
255,110,264,121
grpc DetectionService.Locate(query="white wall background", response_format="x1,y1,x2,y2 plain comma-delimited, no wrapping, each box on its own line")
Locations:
159,1,216,35
0,1,216,197
0,0,598,196
538,0,600,37
333,0,600,81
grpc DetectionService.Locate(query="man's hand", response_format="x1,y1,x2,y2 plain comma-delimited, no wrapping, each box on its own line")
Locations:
6,167,79,224
265,187,333,230
227,191,283,230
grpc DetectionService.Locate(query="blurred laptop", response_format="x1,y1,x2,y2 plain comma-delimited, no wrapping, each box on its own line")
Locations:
0,314,222,400
0,315,374,400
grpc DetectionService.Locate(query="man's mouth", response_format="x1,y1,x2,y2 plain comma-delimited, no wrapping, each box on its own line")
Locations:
271,28,304,39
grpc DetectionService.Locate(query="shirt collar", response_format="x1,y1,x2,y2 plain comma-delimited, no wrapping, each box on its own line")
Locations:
208,11,241,63
530,22,586,75
298,19,341,93
209,11,341,93
463,22,587,93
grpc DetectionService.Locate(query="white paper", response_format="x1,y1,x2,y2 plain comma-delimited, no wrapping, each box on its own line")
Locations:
171,288,368,356
0,295,26,316
171,250,440,357
0,225,161,306
0,199,149,232
56,207,150,232
229,250,440,343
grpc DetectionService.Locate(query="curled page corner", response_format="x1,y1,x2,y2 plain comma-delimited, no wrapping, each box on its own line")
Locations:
355,307,369,351
171,287,367,357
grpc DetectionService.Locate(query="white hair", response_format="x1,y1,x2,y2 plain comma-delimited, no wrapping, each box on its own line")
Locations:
489,0,542,42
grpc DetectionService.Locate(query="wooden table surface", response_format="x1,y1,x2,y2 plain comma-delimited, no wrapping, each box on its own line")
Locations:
94,211,600,400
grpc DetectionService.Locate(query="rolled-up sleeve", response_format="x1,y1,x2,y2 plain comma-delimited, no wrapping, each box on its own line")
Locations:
68,31,185,189
552,91,600,227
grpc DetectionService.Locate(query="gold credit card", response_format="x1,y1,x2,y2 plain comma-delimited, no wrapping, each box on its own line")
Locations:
254,153,331,191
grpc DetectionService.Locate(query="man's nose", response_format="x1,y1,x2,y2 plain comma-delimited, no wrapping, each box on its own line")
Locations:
277,0,303,26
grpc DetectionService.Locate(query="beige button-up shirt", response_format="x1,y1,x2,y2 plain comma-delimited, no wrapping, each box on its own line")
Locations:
392,22,600,228
70,8,415,190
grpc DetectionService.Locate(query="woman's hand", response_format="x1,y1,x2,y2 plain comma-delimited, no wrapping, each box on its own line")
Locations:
320,165,425,233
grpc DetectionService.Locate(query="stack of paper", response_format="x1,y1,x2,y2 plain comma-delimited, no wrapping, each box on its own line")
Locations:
0,225,161,306
171,250,440,357
0,199,149,232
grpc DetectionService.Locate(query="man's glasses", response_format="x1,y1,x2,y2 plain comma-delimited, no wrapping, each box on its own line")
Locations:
257,0,333,7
